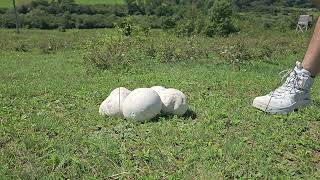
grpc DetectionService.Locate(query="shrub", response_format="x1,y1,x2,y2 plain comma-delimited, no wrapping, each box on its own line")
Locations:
118,17,135,36
161,16,177,29
205,0,236,37
0,8,7,14
175,19,196,37
0,14,17,28
75,14,114,29
126,0,146,15
155,5,174,16
84,36,138,69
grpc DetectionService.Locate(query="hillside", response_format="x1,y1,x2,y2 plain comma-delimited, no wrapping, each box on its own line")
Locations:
0,0,125,8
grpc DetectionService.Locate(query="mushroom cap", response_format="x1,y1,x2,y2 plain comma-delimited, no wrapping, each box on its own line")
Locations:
159,88,188,116
151,86,166,95
122,88,162,121
99,87,131,117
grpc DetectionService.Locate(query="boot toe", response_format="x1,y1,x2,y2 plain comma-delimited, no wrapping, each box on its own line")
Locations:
253,96,270,111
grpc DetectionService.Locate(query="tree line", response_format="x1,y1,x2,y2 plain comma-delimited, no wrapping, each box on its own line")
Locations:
0,0,314,36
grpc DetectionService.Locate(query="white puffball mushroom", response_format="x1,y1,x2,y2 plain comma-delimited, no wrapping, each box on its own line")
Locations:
122,88,162,122
151,86,166,95
99,87,131,117
159,88,188,116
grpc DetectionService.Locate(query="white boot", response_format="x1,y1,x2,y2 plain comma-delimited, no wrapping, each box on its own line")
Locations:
253,62,314,114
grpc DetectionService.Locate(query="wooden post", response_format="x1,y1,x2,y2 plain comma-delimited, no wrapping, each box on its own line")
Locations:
12,0,20,34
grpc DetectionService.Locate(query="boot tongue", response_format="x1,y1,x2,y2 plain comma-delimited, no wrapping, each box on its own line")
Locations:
294,61,314,90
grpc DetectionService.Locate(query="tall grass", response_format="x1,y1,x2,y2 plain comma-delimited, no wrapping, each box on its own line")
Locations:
83,28,310,70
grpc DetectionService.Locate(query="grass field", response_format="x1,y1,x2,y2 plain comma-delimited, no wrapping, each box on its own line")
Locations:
0,0,124,8
0,29,320,178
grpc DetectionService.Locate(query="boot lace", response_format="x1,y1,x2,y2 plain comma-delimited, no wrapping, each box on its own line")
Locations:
270,68,301,97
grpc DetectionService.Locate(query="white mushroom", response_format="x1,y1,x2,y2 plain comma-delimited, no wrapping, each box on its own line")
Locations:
151,86,166,95
122,88,162,121
99,87,131,117
159,88,188,116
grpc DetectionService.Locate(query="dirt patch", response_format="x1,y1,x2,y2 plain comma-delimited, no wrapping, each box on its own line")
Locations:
308,121,320,141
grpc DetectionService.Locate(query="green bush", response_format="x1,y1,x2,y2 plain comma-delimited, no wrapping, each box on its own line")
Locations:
174,13,208,37
75,14,115,29
84,36,139,69
0,8,8,14
161,16,177,29
205,0,236,37
175,19,196,37
155,5,174,16
174,3,239,38
0,13,17,28
118,17,135,36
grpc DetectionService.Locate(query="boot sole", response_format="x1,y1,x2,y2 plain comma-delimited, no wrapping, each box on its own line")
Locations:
252,100,310,114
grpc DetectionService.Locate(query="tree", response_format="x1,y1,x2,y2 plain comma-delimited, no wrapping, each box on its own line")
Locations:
12,0,20,33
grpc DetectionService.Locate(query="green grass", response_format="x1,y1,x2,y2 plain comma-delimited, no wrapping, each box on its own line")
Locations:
0,0,13,8
0,29,320,178
0,0,34,8
0,0,124,8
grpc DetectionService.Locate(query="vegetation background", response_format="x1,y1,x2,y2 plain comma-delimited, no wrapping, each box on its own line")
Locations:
0,0,320,179
0,0,125,7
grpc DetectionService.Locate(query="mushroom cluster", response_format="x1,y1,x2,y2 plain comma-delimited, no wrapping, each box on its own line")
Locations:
99,86,189,121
